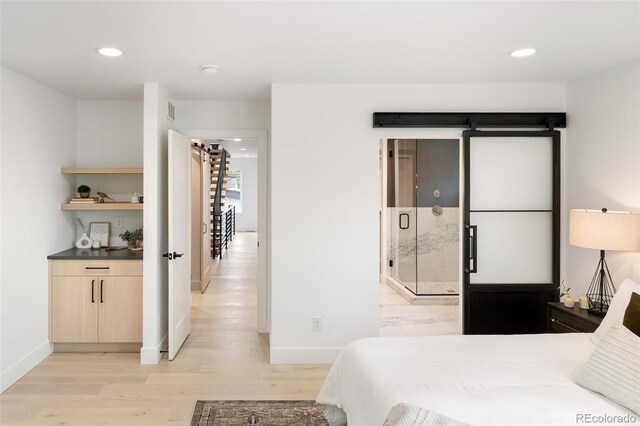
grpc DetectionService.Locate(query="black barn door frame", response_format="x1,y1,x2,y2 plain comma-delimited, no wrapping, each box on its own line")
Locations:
463,130,561,334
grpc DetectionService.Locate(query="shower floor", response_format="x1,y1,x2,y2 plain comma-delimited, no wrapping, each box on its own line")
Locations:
400,280,459,295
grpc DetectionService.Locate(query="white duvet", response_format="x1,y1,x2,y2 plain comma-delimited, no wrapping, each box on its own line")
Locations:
317,333,636,426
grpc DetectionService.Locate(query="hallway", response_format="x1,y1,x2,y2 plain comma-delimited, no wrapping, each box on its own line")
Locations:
0,232,331,426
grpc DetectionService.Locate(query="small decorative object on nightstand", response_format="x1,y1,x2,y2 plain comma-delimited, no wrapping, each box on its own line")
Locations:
547,302,604,333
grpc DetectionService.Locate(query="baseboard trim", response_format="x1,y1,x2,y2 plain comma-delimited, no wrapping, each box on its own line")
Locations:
54,342,141,353
269,347,342,364
141,333,168,364
0,340,52,393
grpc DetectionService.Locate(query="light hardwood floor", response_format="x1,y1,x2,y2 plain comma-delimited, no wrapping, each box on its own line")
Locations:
0,233,331,426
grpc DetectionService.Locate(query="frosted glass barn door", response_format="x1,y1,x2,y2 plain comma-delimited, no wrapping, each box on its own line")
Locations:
463,131,560,334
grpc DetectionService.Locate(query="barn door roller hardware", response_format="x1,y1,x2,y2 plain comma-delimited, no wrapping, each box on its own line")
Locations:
373,112,566,129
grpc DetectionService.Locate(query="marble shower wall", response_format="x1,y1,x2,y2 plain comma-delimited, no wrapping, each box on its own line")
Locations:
388,207,459,295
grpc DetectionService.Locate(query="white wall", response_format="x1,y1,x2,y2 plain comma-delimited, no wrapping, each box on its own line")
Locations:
566,59,640,298
0,67,77,391
229,157,258,231
142,83,174,364
75,101,143,246
270,83,566,362
174,100,270,130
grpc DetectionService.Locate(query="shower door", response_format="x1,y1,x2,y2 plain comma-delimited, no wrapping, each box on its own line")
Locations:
386,139,460,296
388,139,417,293
463,131,560,334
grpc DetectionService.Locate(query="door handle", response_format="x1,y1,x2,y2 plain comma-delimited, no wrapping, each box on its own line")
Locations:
162,252,184,260
464,224,478,273
399,213,410,230
100,280,104,303
91,279,95,303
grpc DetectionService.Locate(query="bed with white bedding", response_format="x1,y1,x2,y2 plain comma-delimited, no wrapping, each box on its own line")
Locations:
317,332,636,426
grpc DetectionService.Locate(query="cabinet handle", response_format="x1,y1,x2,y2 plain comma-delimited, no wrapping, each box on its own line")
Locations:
550,317,580,333
91,279,95,303
100,280,104,303
86,266,110,270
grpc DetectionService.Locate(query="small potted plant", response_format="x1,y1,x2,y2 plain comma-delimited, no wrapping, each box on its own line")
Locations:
119,227,143,250
559,279,574,307
77,184,91,198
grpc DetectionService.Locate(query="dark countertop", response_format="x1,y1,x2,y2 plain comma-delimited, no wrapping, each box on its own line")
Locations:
48,247,143,260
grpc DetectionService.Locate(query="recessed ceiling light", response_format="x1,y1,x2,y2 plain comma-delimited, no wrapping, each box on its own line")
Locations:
510,48,536,58
97,47,123,57
233,138,242,142
244,154,249,157
200,64,220,74
240,148,247,151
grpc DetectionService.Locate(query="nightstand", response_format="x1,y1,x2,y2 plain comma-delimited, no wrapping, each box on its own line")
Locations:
547,302,604,333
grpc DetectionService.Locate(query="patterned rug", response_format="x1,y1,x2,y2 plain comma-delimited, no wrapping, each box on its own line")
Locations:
190,400,329,426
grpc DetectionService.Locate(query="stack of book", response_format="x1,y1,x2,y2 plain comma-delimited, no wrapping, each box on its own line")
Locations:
69,197,98,204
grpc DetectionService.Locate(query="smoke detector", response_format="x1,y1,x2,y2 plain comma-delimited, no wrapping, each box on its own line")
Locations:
200,64,220,74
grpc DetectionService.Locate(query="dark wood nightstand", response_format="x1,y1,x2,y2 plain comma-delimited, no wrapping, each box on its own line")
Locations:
547,302,604,333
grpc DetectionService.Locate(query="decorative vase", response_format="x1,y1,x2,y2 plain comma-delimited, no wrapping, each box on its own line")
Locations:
79,192,90,198
76,233,92,249
564,297,575,308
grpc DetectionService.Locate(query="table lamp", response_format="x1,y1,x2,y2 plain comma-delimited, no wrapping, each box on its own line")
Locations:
569,208,640,315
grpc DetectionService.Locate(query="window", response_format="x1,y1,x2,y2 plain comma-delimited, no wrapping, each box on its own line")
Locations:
226,168,242,213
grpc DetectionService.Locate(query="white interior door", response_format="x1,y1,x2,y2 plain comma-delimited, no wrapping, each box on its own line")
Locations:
168,130,192,360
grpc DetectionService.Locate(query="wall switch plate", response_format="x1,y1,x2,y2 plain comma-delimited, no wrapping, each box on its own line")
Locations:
115,216,124,229
312,317,322,332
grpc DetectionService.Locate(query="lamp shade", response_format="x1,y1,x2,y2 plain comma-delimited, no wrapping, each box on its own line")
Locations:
570,209,640,251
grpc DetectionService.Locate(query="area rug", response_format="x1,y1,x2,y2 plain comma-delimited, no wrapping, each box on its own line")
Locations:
190,400,329,426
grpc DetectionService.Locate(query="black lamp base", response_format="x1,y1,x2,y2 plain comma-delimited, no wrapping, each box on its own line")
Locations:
586,250,616,316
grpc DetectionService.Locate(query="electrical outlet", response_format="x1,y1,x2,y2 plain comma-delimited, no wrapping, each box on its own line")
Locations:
115,216,123,229
312,317,322,332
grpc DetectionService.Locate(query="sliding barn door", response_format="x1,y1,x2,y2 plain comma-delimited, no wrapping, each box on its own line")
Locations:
463,131,560,334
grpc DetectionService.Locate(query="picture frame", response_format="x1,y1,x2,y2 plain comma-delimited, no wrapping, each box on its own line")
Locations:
89,222,110,247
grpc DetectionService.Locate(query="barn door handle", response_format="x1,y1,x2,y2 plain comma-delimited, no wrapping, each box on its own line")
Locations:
465,224,478,273
399,213,410,230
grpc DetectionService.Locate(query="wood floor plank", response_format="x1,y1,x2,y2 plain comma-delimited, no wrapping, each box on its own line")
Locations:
0,233,331,425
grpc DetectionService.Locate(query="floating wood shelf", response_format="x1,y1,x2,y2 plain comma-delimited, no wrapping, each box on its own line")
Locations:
61,203,144,211
61,167,143,174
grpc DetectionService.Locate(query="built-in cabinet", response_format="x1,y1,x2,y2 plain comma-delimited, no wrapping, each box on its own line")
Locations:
49,259,142,345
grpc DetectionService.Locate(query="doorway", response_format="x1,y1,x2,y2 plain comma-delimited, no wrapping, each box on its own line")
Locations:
379,137,462,337
182,130,269,334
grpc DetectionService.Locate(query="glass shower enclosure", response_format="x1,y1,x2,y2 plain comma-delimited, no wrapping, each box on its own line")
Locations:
386,139,460,296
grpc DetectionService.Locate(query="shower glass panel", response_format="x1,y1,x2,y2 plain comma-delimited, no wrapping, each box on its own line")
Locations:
387,139,417,294
387,139,460,296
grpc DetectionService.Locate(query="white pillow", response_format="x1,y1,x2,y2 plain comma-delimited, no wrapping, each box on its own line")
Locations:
592,279,640,345
576,324,640,415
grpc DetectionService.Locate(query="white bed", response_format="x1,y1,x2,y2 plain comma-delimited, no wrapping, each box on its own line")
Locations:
317,332,636,425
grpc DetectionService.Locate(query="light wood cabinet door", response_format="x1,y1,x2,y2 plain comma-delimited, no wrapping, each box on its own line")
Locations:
98,276,143,343
51,277,98,342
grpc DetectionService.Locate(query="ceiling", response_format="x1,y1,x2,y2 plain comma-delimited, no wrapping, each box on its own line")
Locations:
2,1,639,101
